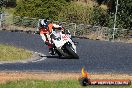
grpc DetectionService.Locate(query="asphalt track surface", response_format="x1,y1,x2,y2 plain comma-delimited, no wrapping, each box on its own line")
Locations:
0,31,132,73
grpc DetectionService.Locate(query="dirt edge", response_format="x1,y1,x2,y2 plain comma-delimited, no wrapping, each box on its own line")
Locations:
0,72,132,84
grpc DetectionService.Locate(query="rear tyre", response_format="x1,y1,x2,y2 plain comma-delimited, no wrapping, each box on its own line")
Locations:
56,49,62,58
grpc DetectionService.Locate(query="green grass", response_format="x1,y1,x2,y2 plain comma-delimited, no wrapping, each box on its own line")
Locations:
0,80,131,88
4,8,15,25
0,44,32,61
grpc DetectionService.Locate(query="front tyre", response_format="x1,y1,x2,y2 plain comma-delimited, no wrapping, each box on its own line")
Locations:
65,45,79,59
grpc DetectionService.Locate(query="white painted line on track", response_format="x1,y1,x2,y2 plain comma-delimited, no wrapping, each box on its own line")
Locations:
31,52,47,62
31,57,47,62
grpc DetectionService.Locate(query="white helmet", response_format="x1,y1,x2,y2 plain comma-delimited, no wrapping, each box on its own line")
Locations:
40,19,48,27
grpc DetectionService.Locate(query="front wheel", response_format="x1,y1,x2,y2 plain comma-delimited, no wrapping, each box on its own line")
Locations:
65,45,79,59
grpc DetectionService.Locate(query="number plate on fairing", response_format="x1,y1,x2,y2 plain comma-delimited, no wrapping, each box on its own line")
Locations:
62,35,69,41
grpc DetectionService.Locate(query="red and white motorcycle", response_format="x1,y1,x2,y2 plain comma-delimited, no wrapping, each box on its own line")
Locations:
51,29,79,59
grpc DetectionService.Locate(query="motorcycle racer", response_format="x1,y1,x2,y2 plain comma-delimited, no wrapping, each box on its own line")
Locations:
38,19,63,55
38,19,54,55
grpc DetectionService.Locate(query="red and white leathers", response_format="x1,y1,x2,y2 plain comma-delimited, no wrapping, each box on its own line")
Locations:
48,23,63,33
39,23,62,46
39,27,52,49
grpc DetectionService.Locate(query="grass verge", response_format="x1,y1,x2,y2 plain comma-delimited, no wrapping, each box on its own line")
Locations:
0,72,131,88
0,79,131,88
0,44,32,61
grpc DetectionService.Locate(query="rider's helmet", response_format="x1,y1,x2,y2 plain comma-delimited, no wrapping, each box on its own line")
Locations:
59,23,63,27
40,19,48,28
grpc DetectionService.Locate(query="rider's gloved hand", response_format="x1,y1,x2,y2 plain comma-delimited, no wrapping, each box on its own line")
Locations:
62,30,65,34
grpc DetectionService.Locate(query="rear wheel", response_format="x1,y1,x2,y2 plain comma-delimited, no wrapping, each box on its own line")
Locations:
56,49,62,58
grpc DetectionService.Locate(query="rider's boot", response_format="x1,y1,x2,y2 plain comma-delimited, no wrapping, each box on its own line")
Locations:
49,48,55,55
45,41,49,45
